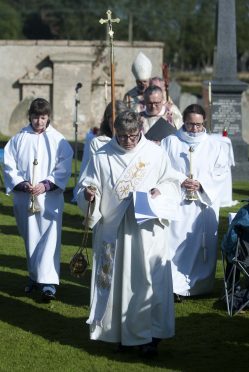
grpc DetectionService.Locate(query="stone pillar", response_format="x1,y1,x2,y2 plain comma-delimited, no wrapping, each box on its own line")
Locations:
203,0,248,180
49,53,95,140
215,0,237,81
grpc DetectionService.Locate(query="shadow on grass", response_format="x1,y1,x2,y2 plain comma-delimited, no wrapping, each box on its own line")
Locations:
0,204,14,217
62,212,83,230
61,228,92,247
233,187,249,197
0,253,27,271
0,292,249,370
0,224,20,236
0,254,91,307
0,293,90,349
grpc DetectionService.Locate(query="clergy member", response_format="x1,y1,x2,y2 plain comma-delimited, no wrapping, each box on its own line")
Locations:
123,52,152,113
76,110,180,357
150,76,183,130
161,104,227,300
4,98,73,302
140,85,178,143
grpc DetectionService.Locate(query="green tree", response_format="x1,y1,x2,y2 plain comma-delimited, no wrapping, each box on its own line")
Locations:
236,0,249,70
0,0,22,38
1,0,248,71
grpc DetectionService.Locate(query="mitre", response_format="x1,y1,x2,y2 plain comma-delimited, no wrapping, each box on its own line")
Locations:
131,52,152,80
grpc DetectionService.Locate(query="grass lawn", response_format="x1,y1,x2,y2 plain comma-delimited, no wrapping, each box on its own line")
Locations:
0,181,249,372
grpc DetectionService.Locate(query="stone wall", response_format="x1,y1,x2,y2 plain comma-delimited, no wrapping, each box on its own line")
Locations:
0,40,164,140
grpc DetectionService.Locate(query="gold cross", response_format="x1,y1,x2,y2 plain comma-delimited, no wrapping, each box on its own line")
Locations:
99,9,120,39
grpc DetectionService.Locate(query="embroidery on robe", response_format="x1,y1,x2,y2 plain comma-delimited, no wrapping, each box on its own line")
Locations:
96,242,115,289
115,159,149,200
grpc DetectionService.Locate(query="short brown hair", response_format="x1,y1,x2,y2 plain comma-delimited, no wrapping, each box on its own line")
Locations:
28,98,51,121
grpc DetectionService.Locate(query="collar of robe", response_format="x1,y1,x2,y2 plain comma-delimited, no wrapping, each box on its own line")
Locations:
21,123,51,134
111,132,145,154
177,126,207,145
144,105,165,117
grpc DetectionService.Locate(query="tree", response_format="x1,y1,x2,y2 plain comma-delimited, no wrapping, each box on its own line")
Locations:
236,0,249,70
0,0,248,71
0,0,22,38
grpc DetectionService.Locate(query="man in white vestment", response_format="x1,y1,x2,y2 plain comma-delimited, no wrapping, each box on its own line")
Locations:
4,98,73,301
73,100,127,200
140,86,179,144
123,52,152,113
76,110,180,357
150,77,183,130
161,104,228,299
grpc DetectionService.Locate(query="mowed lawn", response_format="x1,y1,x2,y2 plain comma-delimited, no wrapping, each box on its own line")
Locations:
0,181,249,372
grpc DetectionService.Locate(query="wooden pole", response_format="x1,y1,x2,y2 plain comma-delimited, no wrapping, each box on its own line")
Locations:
99,10,120,137
162,63,169,102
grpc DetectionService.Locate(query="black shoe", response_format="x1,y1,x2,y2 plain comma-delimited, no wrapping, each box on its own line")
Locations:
24,282,39,294
139,342,158,358
152,337,162,346
41,290,56,302
114,343,133,353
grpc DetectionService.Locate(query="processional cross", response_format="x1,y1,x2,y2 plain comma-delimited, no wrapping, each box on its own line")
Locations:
99,10,120,135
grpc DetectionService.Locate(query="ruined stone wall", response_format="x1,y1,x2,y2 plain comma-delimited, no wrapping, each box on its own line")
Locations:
0,40,163,140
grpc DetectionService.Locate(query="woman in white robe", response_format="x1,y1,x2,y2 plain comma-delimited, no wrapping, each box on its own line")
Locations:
77,110,180,356
79,100,127,175
4,98,73,301
161,104,228,298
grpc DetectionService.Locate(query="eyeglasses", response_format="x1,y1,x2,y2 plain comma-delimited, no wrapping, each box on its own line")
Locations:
185,122,204,129
116,132,140,141
146,101,162,107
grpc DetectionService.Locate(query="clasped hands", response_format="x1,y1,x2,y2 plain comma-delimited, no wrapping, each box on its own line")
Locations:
23,182,46,196
181,178,202,192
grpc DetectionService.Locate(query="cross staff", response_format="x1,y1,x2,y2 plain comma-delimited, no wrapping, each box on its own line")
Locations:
99,10,120,136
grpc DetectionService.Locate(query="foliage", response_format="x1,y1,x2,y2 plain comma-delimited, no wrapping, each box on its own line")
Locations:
0,132,10,141
236,0,249,70
0,0,248,71
0,0,23,38
0,182,249,371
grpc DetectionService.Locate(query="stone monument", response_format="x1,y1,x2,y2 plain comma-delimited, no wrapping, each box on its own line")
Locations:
203,0,248,180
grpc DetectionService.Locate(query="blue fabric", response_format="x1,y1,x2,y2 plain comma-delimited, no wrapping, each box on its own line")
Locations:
41,284,56,295
222,201,249,262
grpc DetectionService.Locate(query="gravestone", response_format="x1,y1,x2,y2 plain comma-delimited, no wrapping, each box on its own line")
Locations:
203,0,248,180
169,79,181,107
241,88,249,145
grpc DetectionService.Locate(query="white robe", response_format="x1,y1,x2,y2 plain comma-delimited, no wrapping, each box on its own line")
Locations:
161,129,228,296
210,133,238,207
77,134,180,346
4,124,73,284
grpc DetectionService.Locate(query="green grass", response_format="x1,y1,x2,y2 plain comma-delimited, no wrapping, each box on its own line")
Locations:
0,182,249,372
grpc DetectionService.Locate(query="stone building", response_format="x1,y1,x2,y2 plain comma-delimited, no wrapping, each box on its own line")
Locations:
0,40,163,140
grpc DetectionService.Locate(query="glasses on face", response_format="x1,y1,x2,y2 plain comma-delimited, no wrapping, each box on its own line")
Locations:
116,132,140,142
185,122,204,129
147,101,162,107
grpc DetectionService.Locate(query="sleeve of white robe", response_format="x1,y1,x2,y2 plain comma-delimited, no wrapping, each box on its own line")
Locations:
197,140,228,205
161,135,229,206
151,148,181,224
76,154,102,228
160,137,189,185
4,136,27,193
45,138,73,191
